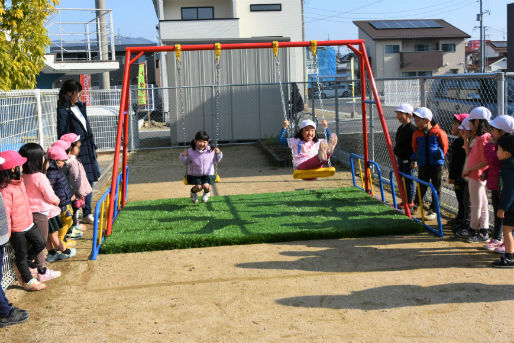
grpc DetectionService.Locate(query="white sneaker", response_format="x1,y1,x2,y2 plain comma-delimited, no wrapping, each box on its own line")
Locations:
190,191,198,204
202,192,211,203
81,214,94,224
425,211,437,221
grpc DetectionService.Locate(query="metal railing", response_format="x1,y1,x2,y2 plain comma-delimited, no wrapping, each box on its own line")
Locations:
349,153,443,237
46,8,116,62
90,167,128,260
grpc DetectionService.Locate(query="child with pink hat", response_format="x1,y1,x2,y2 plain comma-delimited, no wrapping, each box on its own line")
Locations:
60,133,91,232
448,113,471,234
45,145,77,261
0,151,47,291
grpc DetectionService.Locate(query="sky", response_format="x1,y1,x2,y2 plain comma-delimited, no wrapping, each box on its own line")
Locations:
54,0,511,42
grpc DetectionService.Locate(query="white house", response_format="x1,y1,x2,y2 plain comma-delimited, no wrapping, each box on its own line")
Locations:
151,0,305,143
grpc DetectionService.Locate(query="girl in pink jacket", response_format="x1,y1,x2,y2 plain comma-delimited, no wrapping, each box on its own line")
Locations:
0,150,46,291
19,143,62,281
61,133,92,232
462,107,492,243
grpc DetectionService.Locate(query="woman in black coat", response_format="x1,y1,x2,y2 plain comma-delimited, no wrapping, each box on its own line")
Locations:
56,79,100,223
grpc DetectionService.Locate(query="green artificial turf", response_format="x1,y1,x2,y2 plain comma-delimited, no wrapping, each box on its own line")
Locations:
101,187,423,254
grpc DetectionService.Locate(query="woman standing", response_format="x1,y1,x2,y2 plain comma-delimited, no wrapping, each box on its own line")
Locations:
56,80,100,224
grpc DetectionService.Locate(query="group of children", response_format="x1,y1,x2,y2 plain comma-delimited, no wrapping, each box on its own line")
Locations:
0,133,92,327
394,104,514,268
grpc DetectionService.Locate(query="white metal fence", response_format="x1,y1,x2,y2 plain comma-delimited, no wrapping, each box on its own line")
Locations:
0,89,120,153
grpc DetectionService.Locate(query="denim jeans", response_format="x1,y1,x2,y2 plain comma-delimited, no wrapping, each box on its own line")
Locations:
0,246,12,317
83,181,95,216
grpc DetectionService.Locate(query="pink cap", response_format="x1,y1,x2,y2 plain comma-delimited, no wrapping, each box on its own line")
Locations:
51,139,71,151
0,150,27,171
60,133,80,143
453,113,469,123
47,146,68,161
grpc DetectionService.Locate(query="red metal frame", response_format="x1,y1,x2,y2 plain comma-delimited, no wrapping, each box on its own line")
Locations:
105,39,411,236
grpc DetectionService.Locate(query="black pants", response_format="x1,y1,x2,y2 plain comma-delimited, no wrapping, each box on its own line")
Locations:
455,180,471,227
415,165,442,212
9,225,46,283
491,190,503,240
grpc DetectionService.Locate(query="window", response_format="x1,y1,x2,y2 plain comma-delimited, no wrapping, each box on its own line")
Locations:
385,45,400,53
250,4,282,12
181,7,214,20
414,44,429,52
441,43,456,52
402,71,433,77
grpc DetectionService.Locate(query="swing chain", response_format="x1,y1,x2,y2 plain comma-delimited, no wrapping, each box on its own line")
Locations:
312,49,331,167
176,57,187,147
214,52,221,175
273,48,295,167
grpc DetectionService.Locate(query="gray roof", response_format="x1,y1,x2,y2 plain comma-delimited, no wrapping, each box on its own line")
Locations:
353,19,470,40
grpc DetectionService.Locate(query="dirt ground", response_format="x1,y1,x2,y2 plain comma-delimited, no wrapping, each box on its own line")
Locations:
2,145,514,342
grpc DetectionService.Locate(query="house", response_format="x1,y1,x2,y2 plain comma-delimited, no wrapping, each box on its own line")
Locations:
151,0,305,143
465,40,507,72
353,19,470,78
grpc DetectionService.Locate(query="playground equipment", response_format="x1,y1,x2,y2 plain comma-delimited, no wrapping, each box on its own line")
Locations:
102,39,412,247
176,43,222,185
349,153,444,237
273,40,336,180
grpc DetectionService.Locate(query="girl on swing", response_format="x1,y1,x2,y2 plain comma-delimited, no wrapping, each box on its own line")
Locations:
279,119,338,172
180,131,222,204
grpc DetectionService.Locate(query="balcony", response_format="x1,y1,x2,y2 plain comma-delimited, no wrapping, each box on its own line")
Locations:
400,51,444,69
159,18,240,42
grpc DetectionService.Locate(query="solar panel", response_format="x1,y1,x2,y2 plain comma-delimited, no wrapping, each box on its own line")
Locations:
370,20,443,30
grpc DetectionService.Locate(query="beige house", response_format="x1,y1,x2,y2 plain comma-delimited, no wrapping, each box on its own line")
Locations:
353,19,470,78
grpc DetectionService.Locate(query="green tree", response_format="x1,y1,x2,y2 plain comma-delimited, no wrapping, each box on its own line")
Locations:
0,0,59,90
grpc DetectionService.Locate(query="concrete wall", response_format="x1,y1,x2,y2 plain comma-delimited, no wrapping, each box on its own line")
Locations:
438,39,466,74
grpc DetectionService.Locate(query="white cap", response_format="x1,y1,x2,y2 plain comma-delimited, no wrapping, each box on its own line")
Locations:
458,117,471,130
395,103,414,114
489,115,514,133
413,107,433,121
469,106,492,121
299,119,316,130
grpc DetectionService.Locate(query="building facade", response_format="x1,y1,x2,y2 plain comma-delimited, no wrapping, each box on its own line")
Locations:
354,19,470,79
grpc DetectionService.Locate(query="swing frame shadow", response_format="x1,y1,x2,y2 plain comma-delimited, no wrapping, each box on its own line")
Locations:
104,39,411,239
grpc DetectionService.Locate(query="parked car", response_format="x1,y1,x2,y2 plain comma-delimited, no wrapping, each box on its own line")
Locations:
426,74,514,133
314,83,351,99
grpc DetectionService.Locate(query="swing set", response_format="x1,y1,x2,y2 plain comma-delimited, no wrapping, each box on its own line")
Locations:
103,39,412,239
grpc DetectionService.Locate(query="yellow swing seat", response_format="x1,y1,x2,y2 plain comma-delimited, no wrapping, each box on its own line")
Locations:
183,174,221,185
293,167,336,180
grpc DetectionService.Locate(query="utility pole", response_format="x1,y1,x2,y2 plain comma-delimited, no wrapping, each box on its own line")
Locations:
96,0,110,89
477,0,490,73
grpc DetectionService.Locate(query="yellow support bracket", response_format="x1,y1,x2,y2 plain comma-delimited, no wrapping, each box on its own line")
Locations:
215,43,221,61
310,40,317,56
175,44,181,62
357,159,365,190
272,41,279,57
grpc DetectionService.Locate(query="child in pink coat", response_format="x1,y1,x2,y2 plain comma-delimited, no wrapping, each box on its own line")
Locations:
19,143,61,282
0,150,46,291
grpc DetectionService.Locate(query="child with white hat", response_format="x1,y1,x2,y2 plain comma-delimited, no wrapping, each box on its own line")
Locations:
482,115,514,252
394,104,416,209
410,107,449,220
279,119,338,172
461,107,492,243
